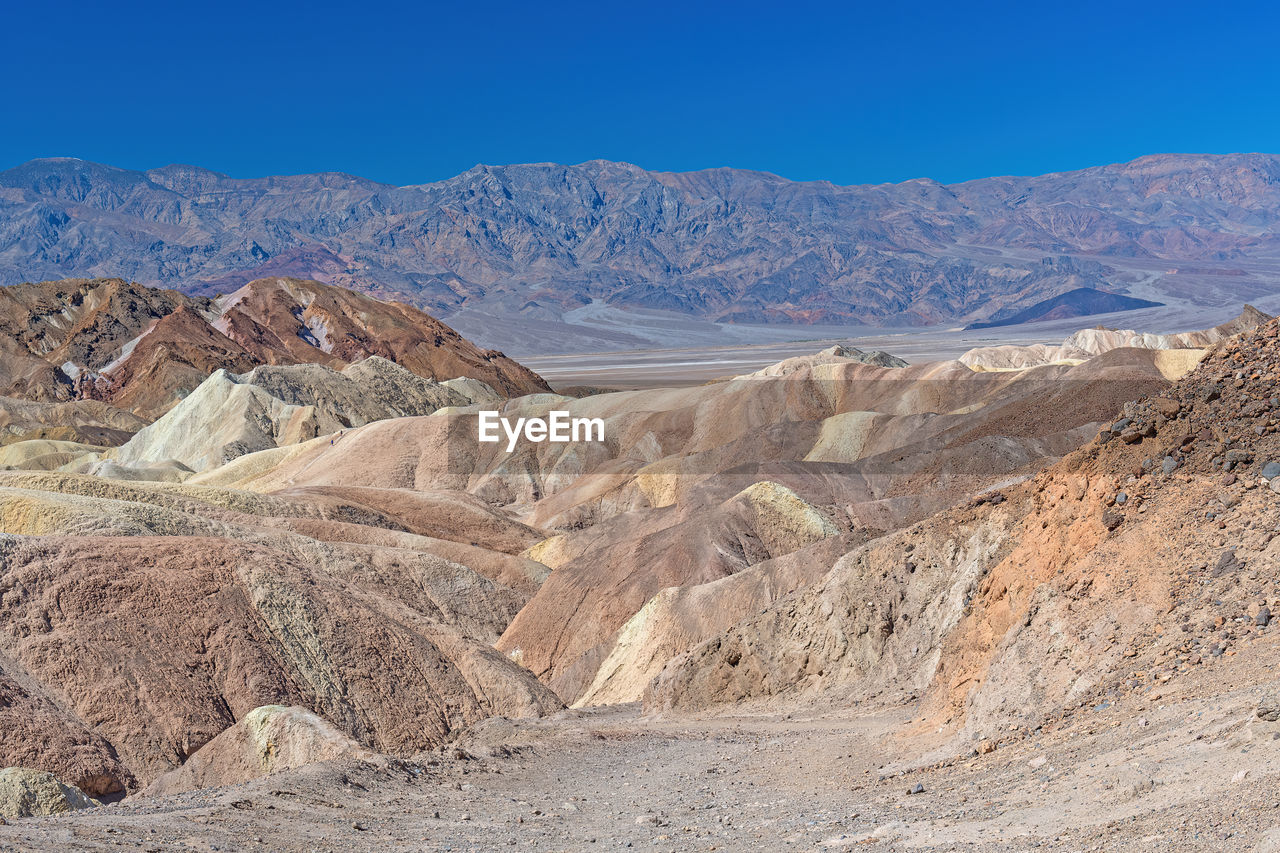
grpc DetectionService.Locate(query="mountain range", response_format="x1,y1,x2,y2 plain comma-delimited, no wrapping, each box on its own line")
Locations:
4,154,1280,351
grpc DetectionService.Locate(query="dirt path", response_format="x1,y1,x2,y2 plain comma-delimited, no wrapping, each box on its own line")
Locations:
4,666,1280,852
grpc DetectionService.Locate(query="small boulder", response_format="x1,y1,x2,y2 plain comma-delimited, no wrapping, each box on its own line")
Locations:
145,706,372,797
1215,550,1243,574
0,768,100,820
1225,450,1255,470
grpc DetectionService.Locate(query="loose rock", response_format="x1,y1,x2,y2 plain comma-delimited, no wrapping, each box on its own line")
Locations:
0,768,101,820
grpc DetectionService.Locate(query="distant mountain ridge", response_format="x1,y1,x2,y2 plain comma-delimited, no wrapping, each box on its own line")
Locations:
2,153,1280,335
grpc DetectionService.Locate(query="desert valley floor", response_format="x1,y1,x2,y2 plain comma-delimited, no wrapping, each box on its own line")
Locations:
518,300,1280,389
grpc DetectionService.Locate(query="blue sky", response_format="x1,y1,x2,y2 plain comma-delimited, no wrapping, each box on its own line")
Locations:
3,0,1277,186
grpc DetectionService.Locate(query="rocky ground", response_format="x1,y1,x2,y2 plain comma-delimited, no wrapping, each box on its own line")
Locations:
4,637,1280,853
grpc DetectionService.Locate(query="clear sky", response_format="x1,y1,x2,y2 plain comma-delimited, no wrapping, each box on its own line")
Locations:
3,0,1277,186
